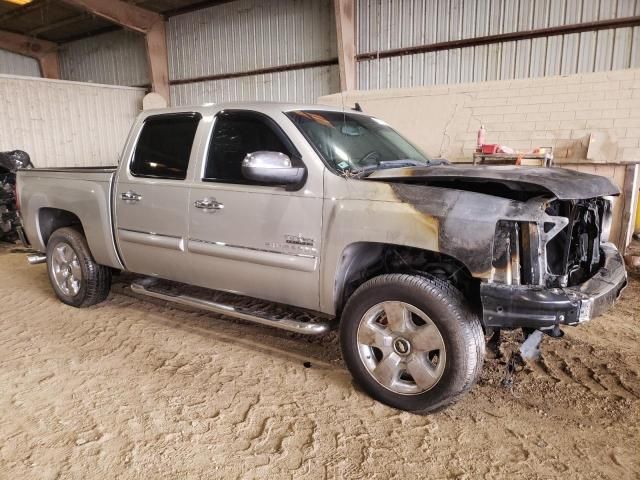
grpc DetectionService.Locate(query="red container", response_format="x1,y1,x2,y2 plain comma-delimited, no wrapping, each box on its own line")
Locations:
481,144,499,154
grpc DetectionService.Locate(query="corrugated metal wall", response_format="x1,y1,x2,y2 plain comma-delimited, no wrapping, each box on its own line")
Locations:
357,0,640,89
171,66,339,105
168,0,339,105
0,49,41,77
59,30,149,87
0,75,144,167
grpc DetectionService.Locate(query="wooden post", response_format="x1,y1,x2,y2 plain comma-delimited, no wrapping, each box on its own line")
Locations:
334,0,356,91
38,51,60,79
59,0,170,103
0,29,59,79
145,21,170,104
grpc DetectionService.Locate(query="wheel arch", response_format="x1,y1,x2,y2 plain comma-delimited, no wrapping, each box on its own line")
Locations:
332,242,480,317
38,207,84,247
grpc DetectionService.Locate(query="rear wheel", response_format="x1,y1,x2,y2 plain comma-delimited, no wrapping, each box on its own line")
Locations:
340,274,484,413
46,227,111,307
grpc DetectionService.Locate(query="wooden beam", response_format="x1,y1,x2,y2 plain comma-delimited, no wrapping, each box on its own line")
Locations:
0,29,56,58
0,29,59,79
59,0,170,103
334,0,356,91
58,0,162,34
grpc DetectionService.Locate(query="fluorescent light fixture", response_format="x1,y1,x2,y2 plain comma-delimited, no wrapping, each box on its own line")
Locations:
3,0,33,5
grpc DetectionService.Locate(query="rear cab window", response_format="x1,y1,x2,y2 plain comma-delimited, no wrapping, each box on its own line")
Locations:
130,113,201,180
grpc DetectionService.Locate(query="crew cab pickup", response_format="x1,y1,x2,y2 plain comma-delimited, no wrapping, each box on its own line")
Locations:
17,102,628,413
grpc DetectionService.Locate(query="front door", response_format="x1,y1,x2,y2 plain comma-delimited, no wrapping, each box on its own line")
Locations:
115,112,201,282
187,110,323,311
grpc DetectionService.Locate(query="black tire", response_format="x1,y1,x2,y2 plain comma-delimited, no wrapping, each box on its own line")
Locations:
46,227,112,308
340,274,485,413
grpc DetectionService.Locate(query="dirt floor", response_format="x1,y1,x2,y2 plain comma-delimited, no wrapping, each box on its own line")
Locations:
0,245,638,479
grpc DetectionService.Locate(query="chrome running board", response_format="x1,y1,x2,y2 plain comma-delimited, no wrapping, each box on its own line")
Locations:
130,279,332,335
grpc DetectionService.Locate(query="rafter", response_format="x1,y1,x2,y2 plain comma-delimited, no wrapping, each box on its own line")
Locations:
0,29,59,79
58,0,162,33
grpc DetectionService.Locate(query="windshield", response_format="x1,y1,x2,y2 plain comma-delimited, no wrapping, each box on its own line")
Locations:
286,110,431,173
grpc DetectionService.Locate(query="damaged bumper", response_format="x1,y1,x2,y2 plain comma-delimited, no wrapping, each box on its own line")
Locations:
481,243,627,329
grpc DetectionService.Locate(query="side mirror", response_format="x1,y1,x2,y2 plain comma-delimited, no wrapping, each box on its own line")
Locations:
241,151,305,186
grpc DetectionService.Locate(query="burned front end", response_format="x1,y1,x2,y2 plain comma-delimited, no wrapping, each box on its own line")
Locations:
482,196,627,329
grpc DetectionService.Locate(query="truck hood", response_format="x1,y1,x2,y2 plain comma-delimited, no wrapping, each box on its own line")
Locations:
365,165,620,200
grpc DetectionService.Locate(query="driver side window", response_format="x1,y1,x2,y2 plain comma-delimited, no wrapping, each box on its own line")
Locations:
203,110,295,184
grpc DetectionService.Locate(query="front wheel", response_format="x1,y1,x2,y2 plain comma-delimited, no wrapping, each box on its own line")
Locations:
46,227,112,307
340,274,485,413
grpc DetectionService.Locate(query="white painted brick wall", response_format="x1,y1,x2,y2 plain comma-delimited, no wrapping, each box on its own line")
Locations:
319,68,640,165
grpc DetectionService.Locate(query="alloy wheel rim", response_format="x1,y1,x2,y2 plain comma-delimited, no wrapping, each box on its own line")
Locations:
51,242,82,297
356,301,446,395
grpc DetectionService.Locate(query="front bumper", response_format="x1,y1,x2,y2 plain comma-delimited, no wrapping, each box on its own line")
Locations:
481,243,627,329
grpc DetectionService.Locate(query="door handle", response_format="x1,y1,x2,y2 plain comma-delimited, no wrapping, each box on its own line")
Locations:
194,198,224,211
121,191,143,202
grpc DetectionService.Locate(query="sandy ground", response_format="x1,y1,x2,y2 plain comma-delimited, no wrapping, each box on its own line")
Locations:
0,245,638,479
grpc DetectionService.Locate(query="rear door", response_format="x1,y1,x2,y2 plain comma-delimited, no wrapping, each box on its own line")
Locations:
186,110,324,310
115,112,201,282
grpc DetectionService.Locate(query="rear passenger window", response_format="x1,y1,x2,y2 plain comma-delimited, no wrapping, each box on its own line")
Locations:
130,113,201,180
203,110,297,184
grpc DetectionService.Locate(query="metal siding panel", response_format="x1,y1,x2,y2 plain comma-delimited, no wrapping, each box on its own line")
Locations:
581,0,599,21
473,45,489,82
486,43,502,80
0,49,40,77
460,46,475,82
561,33,580,74
171,65,339,106
598,0,617,20
435,50,449,84
59,30,148,86
514,39,532,78
500,41,516,79
612,27,634,70
488,0,504,35
529,37,547,77
548,0,566,27
594,29,615,71
545,36,563,75
531,0,551,28
631,26,640,68
447,47,462,84
577,30,597,72
355,0,640,90
0,75,143,167
168,0,336,81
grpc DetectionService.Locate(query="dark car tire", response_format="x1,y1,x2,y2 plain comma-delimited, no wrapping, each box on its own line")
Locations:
46,227,112,308
340,274,485,414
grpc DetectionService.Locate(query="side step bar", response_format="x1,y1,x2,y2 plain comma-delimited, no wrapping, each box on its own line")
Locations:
130,280,332,335
27,254,47,265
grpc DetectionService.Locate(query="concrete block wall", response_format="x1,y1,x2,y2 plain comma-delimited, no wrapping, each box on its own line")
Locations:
319,68,640,166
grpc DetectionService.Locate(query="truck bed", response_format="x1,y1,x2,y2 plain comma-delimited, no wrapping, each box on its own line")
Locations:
17,166,122,270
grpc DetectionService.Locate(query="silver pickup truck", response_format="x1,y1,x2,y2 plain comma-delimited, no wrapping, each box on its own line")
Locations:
17,102,627,413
